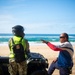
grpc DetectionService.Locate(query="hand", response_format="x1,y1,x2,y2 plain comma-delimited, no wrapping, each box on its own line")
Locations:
52,58,58,63
41,39,48,44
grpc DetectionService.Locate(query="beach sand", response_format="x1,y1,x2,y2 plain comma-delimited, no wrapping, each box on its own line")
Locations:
0,44,75,75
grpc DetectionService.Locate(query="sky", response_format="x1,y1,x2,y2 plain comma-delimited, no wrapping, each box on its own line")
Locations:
0,0,75,34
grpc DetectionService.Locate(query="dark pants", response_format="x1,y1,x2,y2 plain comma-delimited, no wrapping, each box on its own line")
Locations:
48,61,70,75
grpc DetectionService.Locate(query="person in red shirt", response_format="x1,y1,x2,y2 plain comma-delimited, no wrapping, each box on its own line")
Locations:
41,33,74,75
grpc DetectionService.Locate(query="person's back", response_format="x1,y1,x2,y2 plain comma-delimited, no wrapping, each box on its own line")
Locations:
10,36,26,63
8,25,29,75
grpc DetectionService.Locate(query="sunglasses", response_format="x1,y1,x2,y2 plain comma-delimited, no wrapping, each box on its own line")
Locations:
60,36,65,38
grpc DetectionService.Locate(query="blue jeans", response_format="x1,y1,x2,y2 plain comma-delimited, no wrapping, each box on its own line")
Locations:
48,61,70,75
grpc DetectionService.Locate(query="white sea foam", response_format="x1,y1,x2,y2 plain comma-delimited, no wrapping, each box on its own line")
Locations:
29,42,75,46
0,42,75,46
0,42,8,46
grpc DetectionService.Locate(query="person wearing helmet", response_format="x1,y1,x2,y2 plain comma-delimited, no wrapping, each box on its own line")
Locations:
8,25,30,75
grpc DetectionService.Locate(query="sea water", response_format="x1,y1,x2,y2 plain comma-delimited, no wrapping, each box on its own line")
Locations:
0,34,75,46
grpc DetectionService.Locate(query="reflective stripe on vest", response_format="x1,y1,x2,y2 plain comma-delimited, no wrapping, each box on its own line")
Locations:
9,36,26,58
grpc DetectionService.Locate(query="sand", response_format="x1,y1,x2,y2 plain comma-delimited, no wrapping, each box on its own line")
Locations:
0,44,75,75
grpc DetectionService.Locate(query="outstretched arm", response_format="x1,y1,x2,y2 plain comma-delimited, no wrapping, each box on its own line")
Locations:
41,39,62,51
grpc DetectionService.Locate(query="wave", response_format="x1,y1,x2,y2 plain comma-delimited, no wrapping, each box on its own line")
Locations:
0,34,75,43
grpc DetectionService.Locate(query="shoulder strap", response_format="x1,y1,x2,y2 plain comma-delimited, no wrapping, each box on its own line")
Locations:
19,38,23,43
11,37,23,45
11,38,15,45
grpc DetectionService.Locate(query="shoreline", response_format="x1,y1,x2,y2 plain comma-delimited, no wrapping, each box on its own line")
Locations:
0,41,75,46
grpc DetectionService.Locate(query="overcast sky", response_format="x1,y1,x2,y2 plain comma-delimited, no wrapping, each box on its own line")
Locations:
0,0,75,34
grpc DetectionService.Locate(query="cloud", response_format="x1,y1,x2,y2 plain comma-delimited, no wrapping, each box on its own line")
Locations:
0,14,75,34
0,14,17,33
0,0,75,34
17,22,75,34
0,14,16,24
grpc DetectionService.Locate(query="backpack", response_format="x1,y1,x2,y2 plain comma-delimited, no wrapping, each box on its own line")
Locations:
12,38,26,63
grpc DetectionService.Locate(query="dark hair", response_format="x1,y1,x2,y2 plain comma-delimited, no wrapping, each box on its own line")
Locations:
63,33,69,41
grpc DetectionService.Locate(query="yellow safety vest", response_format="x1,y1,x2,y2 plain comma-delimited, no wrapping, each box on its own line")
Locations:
9,36,27,58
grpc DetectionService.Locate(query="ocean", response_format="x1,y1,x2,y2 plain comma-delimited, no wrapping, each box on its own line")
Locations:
0,34,75,45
